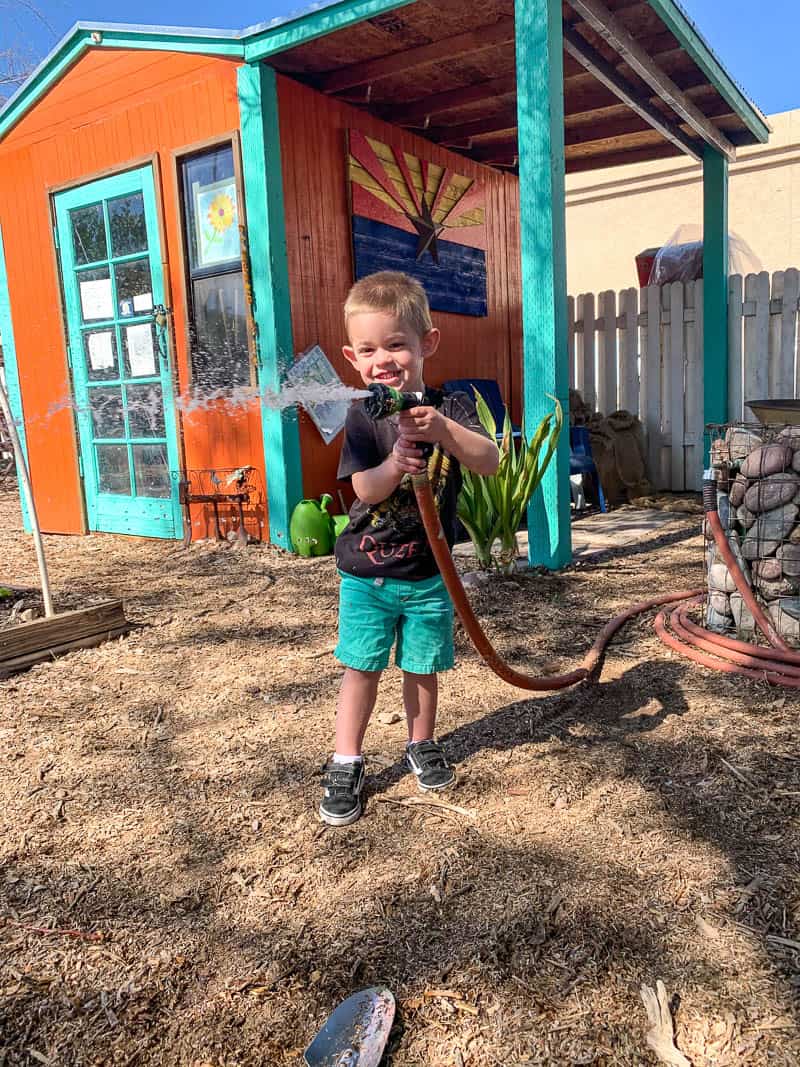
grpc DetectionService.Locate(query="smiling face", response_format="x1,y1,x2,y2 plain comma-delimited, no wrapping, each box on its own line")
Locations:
343,310,440,394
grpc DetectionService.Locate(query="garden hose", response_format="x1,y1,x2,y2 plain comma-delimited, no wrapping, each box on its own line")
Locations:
410,471,800,690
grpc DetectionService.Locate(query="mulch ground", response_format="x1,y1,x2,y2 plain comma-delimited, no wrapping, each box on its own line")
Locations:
1,480,799,1066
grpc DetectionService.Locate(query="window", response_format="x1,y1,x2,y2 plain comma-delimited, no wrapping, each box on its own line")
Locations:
179,144,251,390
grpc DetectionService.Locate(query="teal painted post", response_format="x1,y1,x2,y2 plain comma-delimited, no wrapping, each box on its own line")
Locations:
237,62,303,549
703,145,729,446
515,0,571,569
0,222,32,531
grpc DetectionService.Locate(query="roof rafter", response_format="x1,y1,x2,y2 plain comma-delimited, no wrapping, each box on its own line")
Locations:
567,0,736,159
562,22,701,161
317,16,514,93
382,73,516,127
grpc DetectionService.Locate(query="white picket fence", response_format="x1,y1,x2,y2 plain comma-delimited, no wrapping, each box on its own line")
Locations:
568,270,800,492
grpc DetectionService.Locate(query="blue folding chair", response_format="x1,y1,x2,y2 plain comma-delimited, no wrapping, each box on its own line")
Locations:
570,426,606,512
443,378,521,443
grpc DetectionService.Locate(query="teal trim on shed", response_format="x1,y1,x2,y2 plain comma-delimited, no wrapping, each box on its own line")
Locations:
646,0,770,144
703,146,729,445
0,222,32,532
244,0,416,62
516,0,571,569
237,62,303,549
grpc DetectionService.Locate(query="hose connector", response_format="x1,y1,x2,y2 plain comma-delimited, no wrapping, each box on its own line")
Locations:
702,469,718,514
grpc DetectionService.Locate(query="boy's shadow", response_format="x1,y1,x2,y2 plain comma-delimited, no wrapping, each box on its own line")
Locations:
365,659,692,796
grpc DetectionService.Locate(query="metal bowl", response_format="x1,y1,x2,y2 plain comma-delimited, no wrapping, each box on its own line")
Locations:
745,399,800,426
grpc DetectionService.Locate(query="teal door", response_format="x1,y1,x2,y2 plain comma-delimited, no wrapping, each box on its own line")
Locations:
54,166,183,538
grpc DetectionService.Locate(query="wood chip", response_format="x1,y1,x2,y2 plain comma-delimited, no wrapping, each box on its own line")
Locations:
375,795,475,818
640,980,692,1067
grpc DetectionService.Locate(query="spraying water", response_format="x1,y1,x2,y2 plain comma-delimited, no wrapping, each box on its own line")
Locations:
6,378,373,443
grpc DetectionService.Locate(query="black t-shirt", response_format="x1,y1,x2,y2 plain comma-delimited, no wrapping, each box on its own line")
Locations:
334,387,492,580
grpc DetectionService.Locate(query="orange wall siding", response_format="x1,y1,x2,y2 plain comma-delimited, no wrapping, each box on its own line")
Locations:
276,75,522,502
0,49,266,537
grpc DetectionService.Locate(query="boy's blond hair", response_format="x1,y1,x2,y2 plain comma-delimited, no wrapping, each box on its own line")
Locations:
344,271,432,338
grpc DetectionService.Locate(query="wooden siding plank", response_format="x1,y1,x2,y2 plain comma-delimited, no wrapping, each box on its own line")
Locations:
778,268,799,399
576,292,595,409
668,280,685,490
727,273,744,423
618,287,639,414
597,288,617,414
748,272,770,407
768,271,785,399
685,280,703,490
568,294,576,391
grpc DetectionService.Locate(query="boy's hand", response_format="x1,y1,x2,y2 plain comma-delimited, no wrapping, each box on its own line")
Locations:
391,434,427,474
397,406,448,445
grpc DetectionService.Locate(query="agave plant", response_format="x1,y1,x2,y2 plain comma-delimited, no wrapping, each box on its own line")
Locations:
457,391,564,573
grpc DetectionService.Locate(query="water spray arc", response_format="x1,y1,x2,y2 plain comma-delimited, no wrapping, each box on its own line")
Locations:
365,384,800,690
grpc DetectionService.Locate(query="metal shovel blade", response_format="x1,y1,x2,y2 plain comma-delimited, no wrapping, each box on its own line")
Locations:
304,986,395,1067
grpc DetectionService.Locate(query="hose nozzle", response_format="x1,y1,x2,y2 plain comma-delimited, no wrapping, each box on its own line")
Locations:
364,383,421,420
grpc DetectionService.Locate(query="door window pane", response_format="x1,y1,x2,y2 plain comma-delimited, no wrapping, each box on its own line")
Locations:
71,204,107,265
108,193,147,257
96,444,131,494
78,267,113,322
83,329,118,381
122,322,158,377
90,387,125,438
115,258,153,317
127,384,165,437
191,272,250,390
133,444,171,497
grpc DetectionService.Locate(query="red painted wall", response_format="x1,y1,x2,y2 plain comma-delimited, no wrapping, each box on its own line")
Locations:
276,75,522,504
0,49,266,537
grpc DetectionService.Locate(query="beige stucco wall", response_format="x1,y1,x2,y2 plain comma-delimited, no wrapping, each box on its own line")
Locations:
565,108,800,296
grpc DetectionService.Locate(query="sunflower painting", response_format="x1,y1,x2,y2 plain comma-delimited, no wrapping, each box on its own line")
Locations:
348,130,487,316
193,178,240,267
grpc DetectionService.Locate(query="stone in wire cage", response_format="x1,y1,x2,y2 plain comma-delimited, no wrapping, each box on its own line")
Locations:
706,423,800,647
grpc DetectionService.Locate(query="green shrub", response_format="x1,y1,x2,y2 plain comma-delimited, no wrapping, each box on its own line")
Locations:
457,391,563,573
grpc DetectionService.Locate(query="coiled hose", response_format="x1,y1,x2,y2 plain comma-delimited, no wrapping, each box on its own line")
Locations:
411,472,800,690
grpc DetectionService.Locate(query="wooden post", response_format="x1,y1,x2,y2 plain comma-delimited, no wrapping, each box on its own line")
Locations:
237,62,303,549
515,0,571,569
703,145,729,450
0,380,54,617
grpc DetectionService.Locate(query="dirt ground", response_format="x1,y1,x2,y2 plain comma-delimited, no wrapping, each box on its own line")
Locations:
1,480,799,1067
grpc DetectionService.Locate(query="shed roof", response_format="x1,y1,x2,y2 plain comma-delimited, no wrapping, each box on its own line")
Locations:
0,0,770,173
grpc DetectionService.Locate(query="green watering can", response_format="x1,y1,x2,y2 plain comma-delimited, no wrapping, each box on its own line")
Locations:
290,494,335,557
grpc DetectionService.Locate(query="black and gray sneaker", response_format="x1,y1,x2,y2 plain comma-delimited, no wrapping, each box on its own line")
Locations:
319,759,365,826
406,740,455,792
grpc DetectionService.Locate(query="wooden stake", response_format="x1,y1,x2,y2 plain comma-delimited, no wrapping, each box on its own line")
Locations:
0,378,54,617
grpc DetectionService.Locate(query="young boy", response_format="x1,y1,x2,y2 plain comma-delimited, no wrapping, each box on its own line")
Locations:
320,271,500,826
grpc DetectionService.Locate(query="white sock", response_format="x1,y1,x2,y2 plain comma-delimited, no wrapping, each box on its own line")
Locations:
407,738,433,748
333,752,362,764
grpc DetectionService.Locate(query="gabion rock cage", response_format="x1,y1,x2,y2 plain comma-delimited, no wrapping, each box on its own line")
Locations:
707,422,800,648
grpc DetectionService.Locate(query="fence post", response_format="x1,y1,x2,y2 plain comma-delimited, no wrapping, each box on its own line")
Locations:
515,0,571,569
702,146,728,448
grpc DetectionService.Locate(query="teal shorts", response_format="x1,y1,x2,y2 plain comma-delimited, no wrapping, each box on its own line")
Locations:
335,572,455,674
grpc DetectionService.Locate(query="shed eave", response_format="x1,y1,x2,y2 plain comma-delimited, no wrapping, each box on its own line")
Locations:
646,0,771,143
242,0,416,62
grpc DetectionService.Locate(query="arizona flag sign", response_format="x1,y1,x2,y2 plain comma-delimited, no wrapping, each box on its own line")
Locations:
348,130,487,317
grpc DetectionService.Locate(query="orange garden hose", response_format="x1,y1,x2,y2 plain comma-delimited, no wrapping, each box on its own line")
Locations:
411,472,800,690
